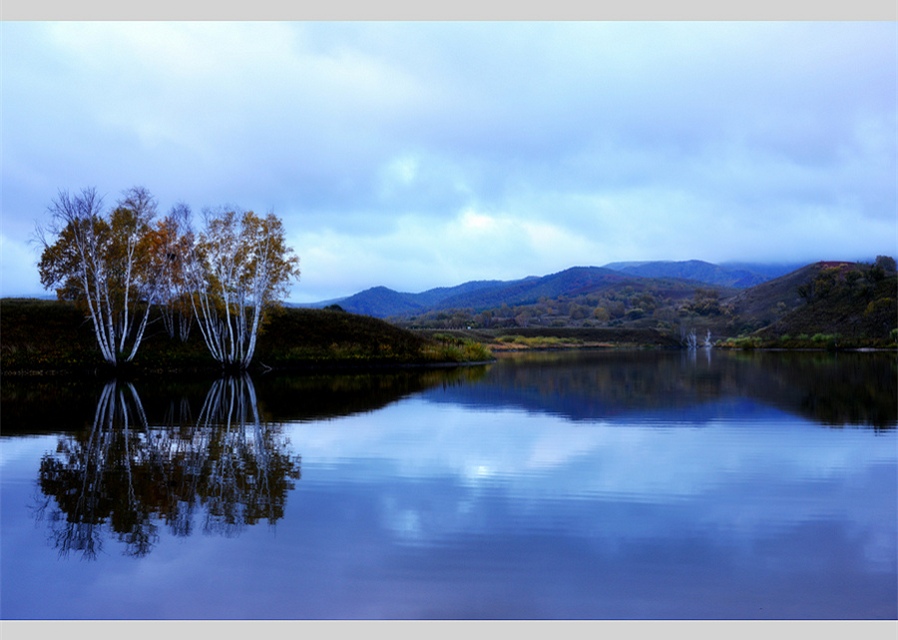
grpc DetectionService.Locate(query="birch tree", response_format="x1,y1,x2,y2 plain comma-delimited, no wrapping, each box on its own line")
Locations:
37,186,159,366
147,203,196,341
187,208,300,371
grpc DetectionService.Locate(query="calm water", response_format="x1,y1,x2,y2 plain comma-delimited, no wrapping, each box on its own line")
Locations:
1,350,895,620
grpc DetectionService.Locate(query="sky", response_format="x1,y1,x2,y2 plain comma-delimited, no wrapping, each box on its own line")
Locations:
1,21,896,303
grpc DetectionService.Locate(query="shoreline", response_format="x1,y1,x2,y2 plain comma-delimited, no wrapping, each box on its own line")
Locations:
0,356,499,379
5,345,895,379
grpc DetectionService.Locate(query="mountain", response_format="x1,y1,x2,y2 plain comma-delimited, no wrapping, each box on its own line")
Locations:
329,265,725,319
601,259,799,288
329,267,632,318
333,286,426,317
722,262,836,331
412,279,518,307
304,258,896,347
749,261,897,345
431,267,628,311
321,260,805,319
531,260,894,347
332,279,518,317
719,261,808,280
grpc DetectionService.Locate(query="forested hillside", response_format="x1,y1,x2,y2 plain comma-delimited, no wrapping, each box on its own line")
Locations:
748,259,897,348
339,258,897,349
322,260,802,319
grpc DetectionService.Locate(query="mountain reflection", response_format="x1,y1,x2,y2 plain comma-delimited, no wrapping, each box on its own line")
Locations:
427,351,897,429
34,376,301,559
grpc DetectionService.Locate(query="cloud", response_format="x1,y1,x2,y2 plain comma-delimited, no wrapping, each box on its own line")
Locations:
293,206,604,299
1,21,895,300
0,233,44,298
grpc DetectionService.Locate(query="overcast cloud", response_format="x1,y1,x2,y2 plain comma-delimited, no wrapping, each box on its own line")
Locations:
1,21,895,302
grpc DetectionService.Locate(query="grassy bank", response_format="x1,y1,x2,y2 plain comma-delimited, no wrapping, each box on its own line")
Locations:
0,299,492,376
416,326,682,351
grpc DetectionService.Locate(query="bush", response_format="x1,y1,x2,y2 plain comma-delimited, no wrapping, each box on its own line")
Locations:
810,333,841,350
720,336,762,350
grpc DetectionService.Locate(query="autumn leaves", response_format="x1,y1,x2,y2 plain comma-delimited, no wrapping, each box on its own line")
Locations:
37,186,300,369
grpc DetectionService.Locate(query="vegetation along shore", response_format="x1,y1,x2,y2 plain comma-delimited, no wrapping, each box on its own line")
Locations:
0,300,493,377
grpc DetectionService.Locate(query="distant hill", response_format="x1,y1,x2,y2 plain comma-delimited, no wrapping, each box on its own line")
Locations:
330,266,665,318
318,262,785,319
316,260,805,319
721,262,836,333
719,261,808,280
332,279,517,317
749,260,897,347
334,286,427,317
430,267,628,311
302,258,896,348
601,259,800,288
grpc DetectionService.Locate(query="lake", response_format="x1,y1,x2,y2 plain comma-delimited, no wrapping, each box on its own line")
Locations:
1,350,895,620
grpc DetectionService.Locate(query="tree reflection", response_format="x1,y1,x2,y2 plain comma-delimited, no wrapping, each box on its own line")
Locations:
34,376,301,559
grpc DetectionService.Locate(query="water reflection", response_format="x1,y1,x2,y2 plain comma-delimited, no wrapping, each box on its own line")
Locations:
33,376,301,559
1,366,490,436
253,366,489,423
2,353,894,619
427,350,897,429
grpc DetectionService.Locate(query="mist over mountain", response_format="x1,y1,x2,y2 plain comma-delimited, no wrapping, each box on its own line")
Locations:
601,260,803,288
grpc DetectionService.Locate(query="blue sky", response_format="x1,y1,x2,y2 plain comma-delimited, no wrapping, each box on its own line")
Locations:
1,21,896,302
